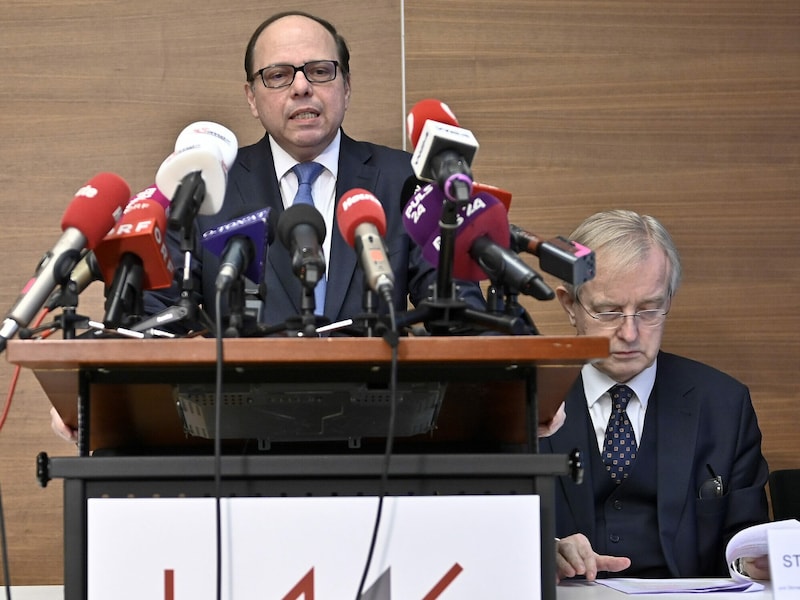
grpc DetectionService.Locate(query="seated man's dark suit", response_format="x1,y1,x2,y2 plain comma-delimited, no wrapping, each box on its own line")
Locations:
540,351,769,577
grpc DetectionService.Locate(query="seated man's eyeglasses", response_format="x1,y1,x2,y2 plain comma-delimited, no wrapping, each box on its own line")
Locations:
575,293,669,329
251,60,339,89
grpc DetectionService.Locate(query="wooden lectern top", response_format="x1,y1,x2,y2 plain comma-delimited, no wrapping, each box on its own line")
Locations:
7,336,608,452
6,335,606,370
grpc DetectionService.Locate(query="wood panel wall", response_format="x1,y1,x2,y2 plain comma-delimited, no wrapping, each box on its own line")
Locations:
0,0,798,585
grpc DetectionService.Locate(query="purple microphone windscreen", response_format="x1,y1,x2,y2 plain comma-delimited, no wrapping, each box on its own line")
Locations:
403,184,510,281
201,208,273,283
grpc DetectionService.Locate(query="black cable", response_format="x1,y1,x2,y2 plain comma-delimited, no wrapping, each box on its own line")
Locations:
0,482,12,599
355,302,398,599
214,290,224,600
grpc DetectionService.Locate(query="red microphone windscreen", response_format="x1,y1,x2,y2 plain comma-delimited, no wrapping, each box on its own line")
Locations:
336,188,388,247
406,98,460,149
61,172,130,248
472,182,512,211
93,198,175,290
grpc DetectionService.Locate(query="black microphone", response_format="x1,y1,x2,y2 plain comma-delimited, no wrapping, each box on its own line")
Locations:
509,224,596,285
201,208,274,292
469,236,555,301
277,204,327,291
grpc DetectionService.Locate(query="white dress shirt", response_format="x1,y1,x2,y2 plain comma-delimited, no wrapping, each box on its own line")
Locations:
580,358,657,454
269,131,341,275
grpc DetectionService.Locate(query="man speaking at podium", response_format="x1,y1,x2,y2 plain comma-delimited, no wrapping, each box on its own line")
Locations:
50,11,494,433
540,209,770,581
142,10,485,333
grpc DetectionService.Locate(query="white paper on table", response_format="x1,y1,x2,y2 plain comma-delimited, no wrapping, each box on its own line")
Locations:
597,578,765,594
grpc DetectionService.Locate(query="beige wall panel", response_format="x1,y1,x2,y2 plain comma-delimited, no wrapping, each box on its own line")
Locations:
405,2,799,474
0,0,798,586
0,0,402,584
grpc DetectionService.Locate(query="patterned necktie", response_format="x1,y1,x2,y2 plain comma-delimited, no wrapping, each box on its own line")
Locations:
603,384,638,484
291,162,326,315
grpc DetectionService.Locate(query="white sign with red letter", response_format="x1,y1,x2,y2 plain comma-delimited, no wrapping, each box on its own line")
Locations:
87,495,541,599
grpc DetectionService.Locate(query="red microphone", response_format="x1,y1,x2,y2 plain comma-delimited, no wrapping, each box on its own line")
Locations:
406,99,478,202
472,182,512,211
337,188,394,298
0,173,130,349
405,98,460,148
93,186,175,291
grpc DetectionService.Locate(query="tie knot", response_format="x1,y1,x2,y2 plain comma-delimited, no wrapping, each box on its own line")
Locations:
609,384,634,410
293,161,324,186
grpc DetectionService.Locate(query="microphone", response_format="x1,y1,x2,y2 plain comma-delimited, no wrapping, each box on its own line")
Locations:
201,208,274,292
469,237,555,301
472,181,512,211
509,224,596,285
403,185,554,299
44,184,172,311
403,184,509,281
406,98,461,148
93,185,175,291
336,188,395,300
93,187,176,327
155,121,238,220
406,98,479,203
276,203,327,291
0,173,130,350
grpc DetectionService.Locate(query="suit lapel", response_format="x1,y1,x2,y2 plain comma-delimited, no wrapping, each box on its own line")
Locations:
654,352,700,575
231,137,304,314
325,133,380,319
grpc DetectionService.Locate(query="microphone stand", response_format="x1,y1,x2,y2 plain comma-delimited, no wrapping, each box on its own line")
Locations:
485,283,540,335
102,253,145,329
298,284,320,337
131,171,215,336
22,280,90,340
222,276,247,337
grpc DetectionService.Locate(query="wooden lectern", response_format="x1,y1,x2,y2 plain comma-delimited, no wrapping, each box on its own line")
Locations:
8,335,607,600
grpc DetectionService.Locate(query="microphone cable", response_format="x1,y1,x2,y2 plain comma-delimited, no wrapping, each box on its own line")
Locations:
0,482,11,600
213,289,224,600
355,301,399,599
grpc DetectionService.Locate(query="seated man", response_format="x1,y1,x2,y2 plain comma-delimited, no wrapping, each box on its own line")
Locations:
540,209,770,581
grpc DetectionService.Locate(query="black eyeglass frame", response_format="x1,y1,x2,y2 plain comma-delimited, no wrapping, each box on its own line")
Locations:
251,60,340,89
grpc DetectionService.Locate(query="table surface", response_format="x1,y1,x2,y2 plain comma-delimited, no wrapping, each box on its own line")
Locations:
4,581,773,599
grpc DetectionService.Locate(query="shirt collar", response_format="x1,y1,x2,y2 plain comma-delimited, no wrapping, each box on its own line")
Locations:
582,357,657,409
269,130,341,182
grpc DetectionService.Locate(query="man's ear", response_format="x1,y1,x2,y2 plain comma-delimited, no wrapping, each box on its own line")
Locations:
556,286,577,328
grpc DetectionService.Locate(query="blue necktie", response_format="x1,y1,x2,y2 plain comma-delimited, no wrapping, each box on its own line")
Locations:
291,162,326,315
603,384,638,484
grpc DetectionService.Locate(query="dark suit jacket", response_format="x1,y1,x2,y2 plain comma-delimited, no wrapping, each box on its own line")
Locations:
146,130,485,331
539,351,769,577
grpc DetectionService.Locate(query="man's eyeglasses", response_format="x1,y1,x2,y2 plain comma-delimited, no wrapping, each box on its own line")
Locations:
575,294,669,329
251,60,339,89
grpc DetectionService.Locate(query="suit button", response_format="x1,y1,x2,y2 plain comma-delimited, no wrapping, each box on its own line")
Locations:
613,500,623,510
610,534,620,543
